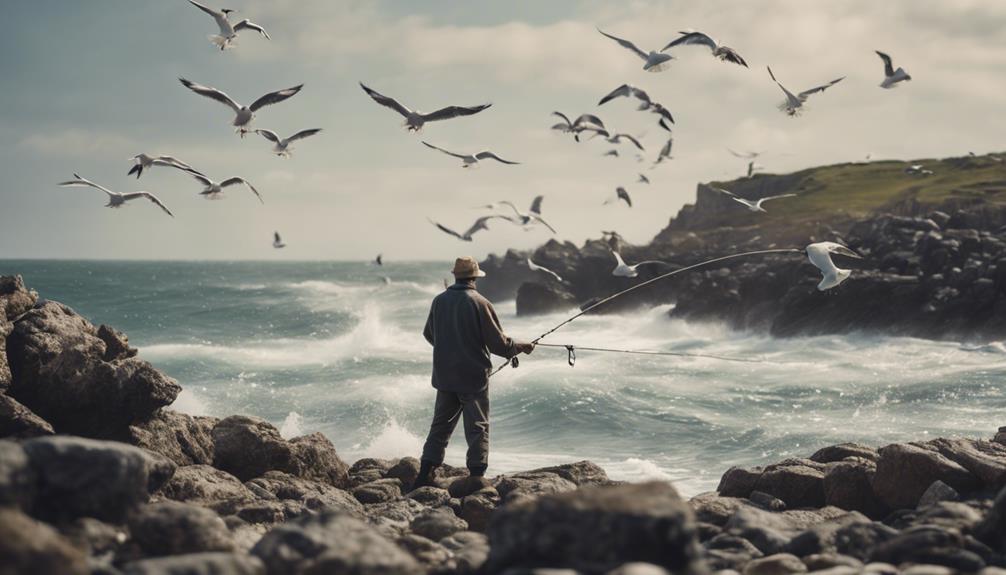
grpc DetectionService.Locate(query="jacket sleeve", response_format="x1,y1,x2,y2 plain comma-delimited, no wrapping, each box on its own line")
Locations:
423,300,435,346
478,299,517,359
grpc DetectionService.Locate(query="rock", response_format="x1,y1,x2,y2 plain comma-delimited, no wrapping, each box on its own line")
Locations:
128,501,234,557
912,501,982,531
441,531,490,574
802,554,863,571
529,460,611,486
823,459,886,518
0,508,89,575
386,457,420,487
754,462,825,509
743,553,807,575
362,498,427,539
23,435,175,523
0,393,54,438
406,486,451,508
868,526,982,571
0,441,34,511
929,437,1006,490
871,443,980,509
251,510,421,575
96,323,137,361
59,517,128,559
121,552,265,575
7,301,180,438
917,480,960,508
975,484,1006,551
348,458,395,487
832,522,899,562
994,427,1006,447
689,493,754,527
353,478,403,504
0,275,37,321
410,507,468,540
607,564,672,575
0,319,11,391
516,281,578,316
487,481,703,574
783,512,870,557
810,443,878,464
749,491,786,512
245,471,364,516
287,432,350,487
495,471,577,502
704,533,763,571
718,467,763,498
396,534,451,570
448,475,493,498
127,410,217,467
460,489,499,532
159,464,258,516
724,506,850,556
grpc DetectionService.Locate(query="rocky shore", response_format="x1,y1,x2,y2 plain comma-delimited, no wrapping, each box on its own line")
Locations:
4,275,1006,574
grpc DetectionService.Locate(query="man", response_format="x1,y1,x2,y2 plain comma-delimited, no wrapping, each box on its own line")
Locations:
412,256,534,489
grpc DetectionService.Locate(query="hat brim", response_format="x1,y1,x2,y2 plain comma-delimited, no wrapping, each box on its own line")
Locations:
452,269,487,279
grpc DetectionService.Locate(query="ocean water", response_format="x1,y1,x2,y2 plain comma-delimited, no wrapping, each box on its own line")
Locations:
4,259,1006,495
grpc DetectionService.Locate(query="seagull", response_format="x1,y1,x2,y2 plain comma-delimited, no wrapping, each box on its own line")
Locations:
904,164,934,176
597,84,652,109
375,254,383,266
179,78,303,137
604,187,633,207
360,83,491,132
527,258,562,282
272,231,286,249
728,149,761,160
188,0,270,50
606,133,645,151
638,173,650,184
805,242,862,290
611,251,664,278
491,196,557,234
551,112,608,141
657,116,674,132
58,173,174,217
603,149,620,158
876,51,911,89
766,67,844,116
746,161,758,178
711,187,795,212
428,215,516,242
189,173,263,203
253,128,322,157
597,28,674,72
661,31,748,67
127,154,202,179
421,141,519,167
654,137,674,165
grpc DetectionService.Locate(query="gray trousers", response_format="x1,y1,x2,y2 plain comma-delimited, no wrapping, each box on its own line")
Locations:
420,389,490,474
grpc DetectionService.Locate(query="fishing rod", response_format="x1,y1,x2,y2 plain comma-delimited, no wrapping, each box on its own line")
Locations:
490,247,803,377
533,342,766,365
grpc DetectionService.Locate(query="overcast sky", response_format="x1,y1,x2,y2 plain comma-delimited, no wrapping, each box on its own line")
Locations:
1,0,1004,260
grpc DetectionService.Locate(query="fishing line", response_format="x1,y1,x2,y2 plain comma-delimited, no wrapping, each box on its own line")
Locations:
490,247,803,377
532,342,767,365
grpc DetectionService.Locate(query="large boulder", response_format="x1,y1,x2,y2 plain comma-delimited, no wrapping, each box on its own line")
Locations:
823,459,887,518
516,281,578,316
410,506,468,541
121,552,265,575
245,471,364,516
810,443,879,464
159,464,258,516
0,275,37,321
754,460,826,509
0,393,54,439
928,438,1006,490
212,416,349,486
871,443,980,509
23,435,175,523
718,466,763,498
0,508,88,575
251,509,421,575
975,484,1006,551
6,301,180,437
0,441,35,510
353,478,403,504
127,410,217,466
495,471,578,502
528,460,611,486
128,501,235,557
487,481,704,574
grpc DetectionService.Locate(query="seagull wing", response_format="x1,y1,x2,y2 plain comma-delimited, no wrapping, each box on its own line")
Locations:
496,201,524,219
249,84,304,112
798,77,845,99
617,187,632,207
421,103,493,123
876,51,895,77
188,0,230,36
661,31,717,52
58,174,116,197
658,117,673,132
711,186,740,199
598,84,633,106
474,151,519,164
597,28,649,61
530,214,557,234
428,218,466,241
651,105,674,124
528,259,562,282
529,195,544,215
233,19,270,39
221,177,264,204
616,134,645,151
189,172,214,187
759,193,797,204
826,243,863,259
551,111,573,127
254,129,281,144
151,156,202,175
179,78,241,112
574,114,605,129
659,138,674,158
359,83,413,117
766,67,801,105
274,231,281,243
421,141,468,160
123,192,175,217
287,128,322,142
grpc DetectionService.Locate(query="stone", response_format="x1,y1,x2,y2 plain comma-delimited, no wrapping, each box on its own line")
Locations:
159,464,258,516
810,443,878,464
59,517,128,558
917,480,959,508
353,478,403,504
0,319,11,391
23,435,175,523
410,506,468,541
718,466,763,498
783,512,870,557
872,443,979,509
494,471,577,502
487,481,703,574
0,275,37,321
460,489,499,532
245,471,364,515
386,457,421,487
607,564,672,575
929,438,1006,490
406,486,451,508
742,553,807,575
704,533,763,571
0,393,54,438
832,522,899,562
0,508,88,575
396,534,451,570
528,460,611,486
754,462,825,509
0,440,35,510
975,484,1006,551
868,526,982,571
127,410,217,467
251,509,421,575
823,459,886,517
689,493,753,527
121,552,265,575
516,281,579,316
441,531,490,574
96,323,137,361
449,475,494,498
348,458,395,487
749,491,786,512
129,501,234,557
802,554,863,571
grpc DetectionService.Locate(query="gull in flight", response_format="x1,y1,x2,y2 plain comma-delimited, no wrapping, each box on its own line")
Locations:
179,78,304,137
527,258,562,282
188,0,270,50
360,83,491,132
661,31,748,67
606,133,645,151
711,187,795,212
604,187,633,207
653,137,674,166
611,251,665,278
597,28,674,72
876,51,911,89
603,149,620,158
127,154,202,179
421,141,519,167
904,164,934,176
766,67,844,116
598,84,653,109
550,112,608,141
253,128,322,157
428,215,516,242
272,231,286,249
487,196,557,234
375,254,383,266
805,242,862,290
746,161,759,178
638,173,650,184
58,173,174,217
728,148,761,160
190,173,263,203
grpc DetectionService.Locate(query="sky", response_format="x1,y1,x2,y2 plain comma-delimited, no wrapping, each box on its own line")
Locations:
1,0,1004,261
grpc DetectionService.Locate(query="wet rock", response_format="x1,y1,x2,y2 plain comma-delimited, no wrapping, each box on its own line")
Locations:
353,478,403,504
754,461,825,509
159,464,258,516
802,553,863,571
823,459,886,518
96,324,138,361
0,393,53,439
121,552,265,575
410,506,468,540
129,501,234,557
396,533,451,570
449,475,493,498
529,460,611,486
719,466,763,498
460,488,500,532
348,458,395,487
871,443,979,509
441,531,490,574
516,281,578,316
245,471,363,516
929,437,1006,490
689,493,754,527
386,457,420,487
0,508,88,575
23,435,175,523
495,471,578,502
127,410,216,467
406,486,451,508
868,526,982,571
810,443,878,464
487,481,703,574
0,275,37,320
251,509,421,575
742,553,807,575
917,481,960,508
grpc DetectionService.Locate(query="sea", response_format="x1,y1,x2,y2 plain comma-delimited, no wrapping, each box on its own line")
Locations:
4,260,1006,496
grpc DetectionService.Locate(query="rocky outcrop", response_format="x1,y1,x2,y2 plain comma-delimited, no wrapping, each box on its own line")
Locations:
128,501,235,557
871,443,979,510
516,281,578,316
127,409,217,466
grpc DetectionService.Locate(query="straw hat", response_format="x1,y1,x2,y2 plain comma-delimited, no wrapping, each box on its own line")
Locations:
451,256,486,279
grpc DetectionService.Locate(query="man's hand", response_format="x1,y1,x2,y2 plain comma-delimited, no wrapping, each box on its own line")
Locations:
516,342,535,355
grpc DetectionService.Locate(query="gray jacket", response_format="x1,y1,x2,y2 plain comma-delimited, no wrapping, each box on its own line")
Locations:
423,280,517,392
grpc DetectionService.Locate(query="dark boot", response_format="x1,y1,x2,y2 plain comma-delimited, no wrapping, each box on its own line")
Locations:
410,459,438,491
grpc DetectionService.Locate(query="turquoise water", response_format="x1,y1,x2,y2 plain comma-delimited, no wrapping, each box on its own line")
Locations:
4,259,1006,494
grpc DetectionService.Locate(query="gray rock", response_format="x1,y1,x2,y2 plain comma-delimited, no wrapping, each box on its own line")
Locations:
754,462,825,509
689,493,754,527
487,481,703,574
441,530,490,574
386,457,420,487
121,552,265,575
783,512,870,557
801,553,863,571
0,508,88,575
718,466,763,498
251,509,421,575
607,563,671,575
348,458,395,487
96,323,137,362
0,392,54,438
868,526,982,571
749,491,786,512
127,410,217,467
410,506,468,541
810,443,878,464
704,533,763,571
832,522,899,562
929,437,1006,490
974,484,1006,551
363,498,428,539
0,440,35,510
460,489,499,532
0,319,11,391
59,517,128,558
159,464,258,516
396,533,451,570
742,553,807,575
23,435,175,522
0,275,38,321
449,474,493,498
245,470,363,515
823,459,886,518
871,443,979,509
406,486,451,508
353,478,403,504
495,471,577,502
128,501,234,557
917,480,960,508
527,460,610,486
516,281,579,316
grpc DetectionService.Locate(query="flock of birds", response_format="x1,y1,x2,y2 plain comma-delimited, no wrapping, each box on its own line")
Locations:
53,4,920,290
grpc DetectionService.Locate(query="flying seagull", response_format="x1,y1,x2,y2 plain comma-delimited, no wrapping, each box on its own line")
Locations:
527,258,562,282
179,78,303,137
597,28,674,72
58,173,174,217
421,141,519,167
360,83,491,132
127,154,202,179
654,137,674,166
428,215,516,242
711,187,795,212
746,161,758,178
766,67,844,116
598,84,652,108
728,149,761,160
603,149,620,158
604,187,633,207
190,173,263,203
272,231,286,249
638,173,650,184
188,0,270,50
550,112,608,141
375,254,383,266
253,128,322,157
611,251,665,278
491,196,557,234
661,31,748,67
606,133,645,151
876,51,912,89
805,242,862,290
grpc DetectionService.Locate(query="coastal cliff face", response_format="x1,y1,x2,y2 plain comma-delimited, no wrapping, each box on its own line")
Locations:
478,154,1006,340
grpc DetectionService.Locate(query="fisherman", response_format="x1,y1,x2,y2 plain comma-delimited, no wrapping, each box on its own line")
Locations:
411,256,535,490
